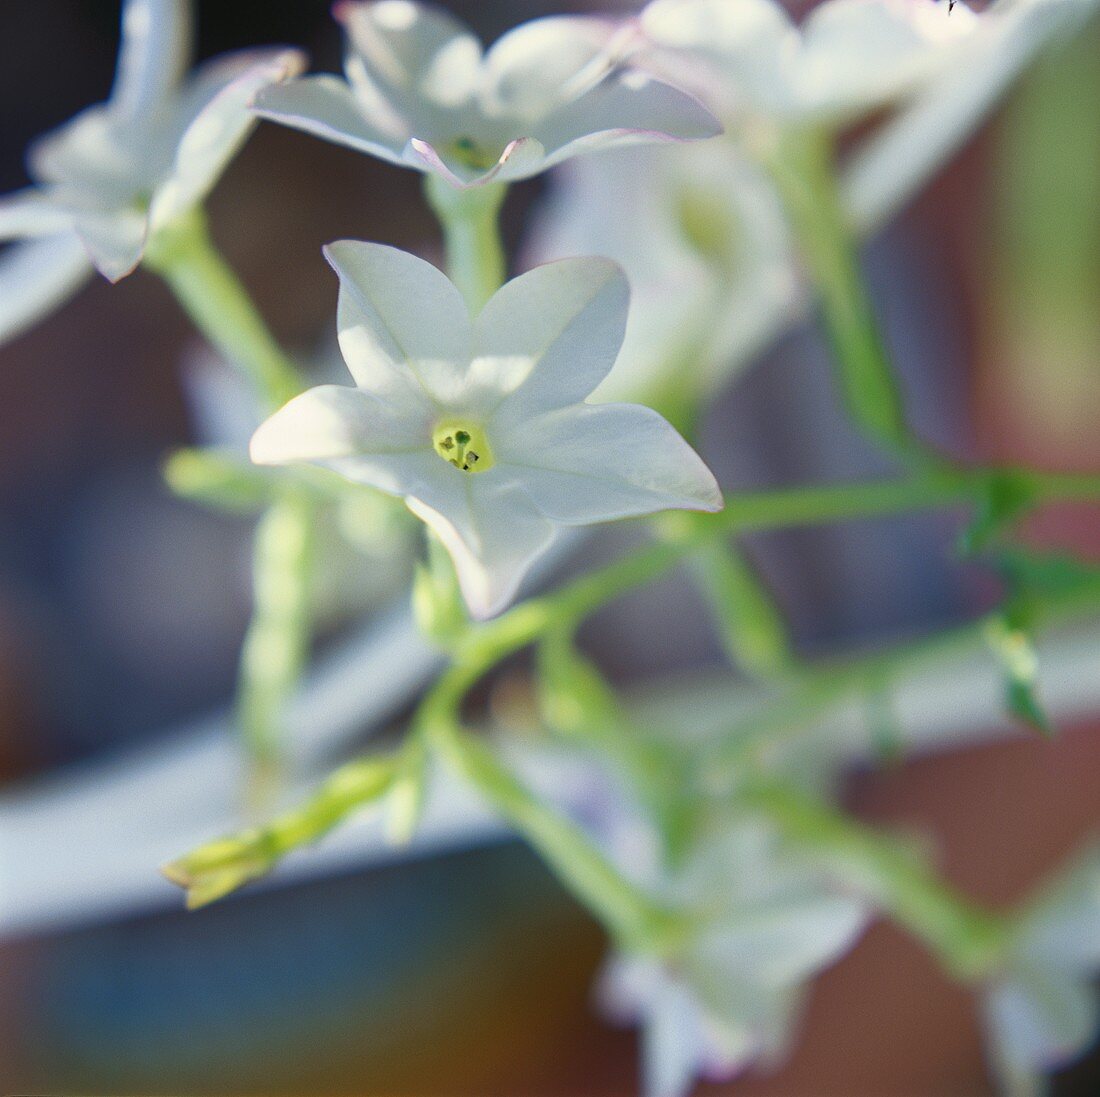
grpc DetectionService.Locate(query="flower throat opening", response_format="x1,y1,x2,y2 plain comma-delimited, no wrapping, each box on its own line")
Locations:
432,421,494,473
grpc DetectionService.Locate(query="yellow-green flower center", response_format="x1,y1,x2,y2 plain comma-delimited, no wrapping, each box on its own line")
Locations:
432,421,494,473
675,184,741,272
447,135,500,172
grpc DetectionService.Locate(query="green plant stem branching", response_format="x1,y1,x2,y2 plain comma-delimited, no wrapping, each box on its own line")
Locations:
160,166,1100,988
386,468,1100,957
147,208,316,785
707,562,1100,784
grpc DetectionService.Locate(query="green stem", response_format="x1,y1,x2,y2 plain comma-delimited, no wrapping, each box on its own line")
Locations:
147,210,316,786
689,540,794,678
736,778,1008,980
765,130,922,461
431,721,683,952
403,465,1100,942
236,487,316,798
706,569,1100,781
163,753,397,909
145,207,305,410
423,175,507,312
716,468,971,529
418,466,1100,740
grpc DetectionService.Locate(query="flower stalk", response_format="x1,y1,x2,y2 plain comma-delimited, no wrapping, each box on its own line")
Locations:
735,777,1009,980
423,175,507,312
145,207,305,410
764,129,922,461
147,208,317,787
689,539,794,678
430,720,684,953
236,486,317,801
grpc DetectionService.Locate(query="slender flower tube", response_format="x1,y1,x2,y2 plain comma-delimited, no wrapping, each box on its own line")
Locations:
251,0,720,189
0,0,305,342
250,242,722,618
629,0,980,455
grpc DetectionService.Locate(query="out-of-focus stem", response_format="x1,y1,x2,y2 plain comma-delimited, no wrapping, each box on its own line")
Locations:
689,539,794,678
736,778,1009,980
765,130,923,462
148,209,318,790
145,207,304,411
430,722,684,952
237,488,316,802
423,176,507,313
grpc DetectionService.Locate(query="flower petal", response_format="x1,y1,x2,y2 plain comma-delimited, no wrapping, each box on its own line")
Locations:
602,956,760,1097
0,190,75,240
531,69,721,169
152,48,307,227
407,475,557,618
110,0,193,120
528,141,798,406
1017,841,1100,972
642,0,793,54
0,233,93,344
843,0,1098,233
335,0,483,116
794,0,974,119
323,240,472,411
481,15,629,120
694,894,870,988
642,975,716,1097
475,257,628,420
250,74,411,168
73,206,148,281
984,969,1098,1082
250,383,427,467
28,106,143,203
495,402,722,523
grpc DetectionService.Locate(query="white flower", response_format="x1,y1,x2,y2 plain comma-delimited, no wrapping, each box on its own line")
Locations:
844,0,1100,232
600,822,871,1097
981,842,1100,1096
249,241,722,618
640,0,977,127
0,0,304,342
250,0,720,189
526,138,797,407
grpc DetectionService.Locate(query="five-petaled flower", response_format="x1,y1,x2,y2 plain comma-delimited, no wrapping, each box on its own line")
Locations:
0,0,304,342
250,0,720,188
250,242,723,618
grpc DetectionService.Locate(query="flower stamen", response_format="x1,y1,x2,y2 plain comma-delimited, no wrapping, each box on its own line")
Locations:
432,421,494,473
